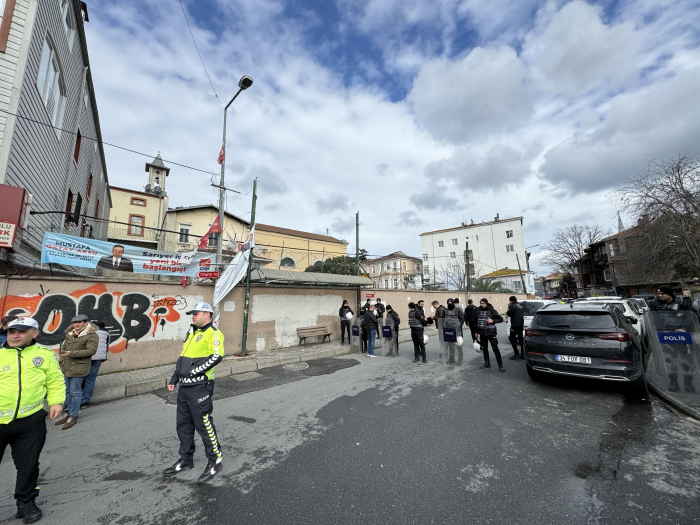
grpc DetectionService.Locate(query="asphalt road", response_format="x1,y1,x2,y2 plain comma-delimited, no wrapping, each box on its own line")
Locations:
2,333,700,524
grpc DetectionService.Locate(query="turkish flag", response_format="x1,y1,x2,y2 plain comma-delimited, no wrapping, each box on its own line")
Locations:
198,216,222,249
217,145,225,165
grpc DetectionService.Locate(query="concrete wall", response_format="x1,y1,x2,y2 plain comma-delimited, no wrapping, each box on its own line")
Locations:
0,276,528,373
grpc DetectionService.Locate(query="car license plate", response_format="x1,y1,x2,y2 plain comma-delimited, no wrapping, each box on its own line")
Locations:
555,355,592,364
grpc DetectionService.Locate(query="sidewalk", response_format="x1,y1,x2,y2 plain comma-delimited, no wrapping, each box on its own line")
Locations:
91,328,437,404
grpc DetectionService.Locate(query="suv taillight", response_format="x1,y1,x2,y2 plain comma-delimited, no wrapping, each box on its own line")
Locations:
597,333,630,342
525,329,546,337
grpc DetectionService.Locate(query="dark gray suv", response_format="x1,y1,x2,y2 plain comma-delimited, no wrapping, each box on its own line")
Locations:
524,303,645,393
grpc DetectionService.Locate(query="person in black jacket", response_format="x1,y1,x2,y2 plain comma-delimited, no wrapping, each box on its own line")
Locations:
408,302,428,363
362,304,379,357
507,296,525,360
357,304,368,353
477,298,504,371
385,305,400,356
465,299,478,342
339,300,354,345
375,298,386,320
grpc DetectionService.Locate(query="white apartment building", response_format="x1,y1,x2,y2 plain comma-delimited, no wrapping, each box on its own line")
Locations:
420,215,531,290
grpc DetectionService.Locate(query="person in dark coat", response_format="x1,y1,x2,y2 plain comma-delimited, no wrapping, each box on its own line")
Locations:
385,305,400,356
476,298,504,371
408,302,428,363
339,300,354,345
507,296,525,360
375,298,385,320
362,305,379,357
465,299,478,342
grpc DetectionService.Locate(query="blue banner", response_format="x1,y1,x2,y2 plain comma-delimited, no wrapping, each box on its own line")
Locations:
657,332,694,345
443,328,457,343
41,233,213,277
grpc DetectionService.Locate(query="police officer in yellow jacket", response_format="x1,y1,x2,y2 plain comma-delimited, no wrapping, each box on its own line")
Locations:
1,317,65,524
164,302,224,483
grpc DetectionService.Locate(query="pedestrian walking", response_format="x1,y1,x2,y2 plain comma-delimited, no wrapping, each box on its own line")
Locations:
477,298,504,372
80,321,109,408
55,315,98,430
164,302,224,483
465,299,478,342
384,305,400,356
408,302,428,362
362,304,379,357
339,300,354,345
507,296,525,360
1,317,65,524
0,315,18,346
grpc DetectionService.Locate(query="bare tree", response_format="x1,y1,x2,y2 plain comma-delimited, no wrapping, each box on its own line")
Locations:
611,153,700,280
542,225,611,272
437,256,483,291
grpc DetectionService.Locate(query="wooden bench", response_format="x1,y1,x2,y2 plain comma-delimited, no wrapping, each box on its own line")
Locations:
297,326,332,345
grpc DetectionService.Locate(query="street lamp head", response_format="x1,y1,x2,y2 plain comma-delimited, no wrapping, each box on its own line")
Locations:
238,75,253,90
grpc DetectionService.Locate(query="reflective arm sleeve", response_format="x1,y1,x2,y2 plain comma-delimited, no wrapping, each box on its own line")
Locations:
45,354,66,406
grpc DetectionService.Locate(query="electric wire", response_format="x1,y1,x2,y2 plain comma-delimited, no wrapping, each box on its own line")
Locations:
0,108,219,176
177,0,224,110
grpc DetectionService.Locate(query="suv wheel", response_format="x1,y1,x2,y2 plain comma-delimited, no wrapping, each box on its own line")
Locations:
629,373,648,397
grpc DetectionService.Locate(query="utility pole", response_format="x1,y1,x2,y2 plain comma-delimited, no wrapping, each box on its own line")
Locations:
465,241,471,295
355,212,360,313
516,253,527,298
240,179,257,357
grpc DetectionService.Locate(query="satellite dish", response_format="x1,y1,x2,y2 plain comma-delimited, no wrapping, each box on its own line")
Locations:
144,184,151,192
154,186,162,195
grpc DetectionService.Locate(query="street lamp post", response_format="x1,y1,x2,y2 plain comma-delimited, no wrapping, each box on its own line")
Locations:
217,75,253,268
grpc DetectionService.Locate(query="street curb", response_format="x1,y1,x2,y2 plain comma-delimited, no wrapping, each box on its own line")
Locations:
648,382,700,421
92,327,440,405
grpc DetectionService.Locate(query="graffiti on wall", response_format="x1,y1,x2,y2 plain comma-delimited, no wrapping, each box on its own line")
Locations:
1,283,202,352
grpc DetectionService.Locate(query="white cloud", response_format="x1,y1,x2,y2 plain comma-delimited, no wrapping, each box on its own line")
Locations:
522,0,641,96
407,46,533,143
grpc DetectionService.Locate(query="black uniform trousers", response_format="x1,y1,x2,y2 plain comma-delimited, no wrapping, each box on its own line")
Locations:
411,327,426,358
340,320,350,343
0,409,47,502
176,382,222,464
479,332,503,366
468,321,478,342
361,328,368,352
509,325,524,356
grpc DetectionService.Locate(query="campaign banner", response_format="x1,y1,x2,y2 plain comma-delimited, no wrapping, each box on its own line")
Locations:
657,331,694,345
40,233,213,277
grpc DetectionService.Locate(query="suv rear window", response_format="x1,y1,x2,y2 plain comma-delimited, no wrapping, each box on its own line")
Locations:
532,312,617,329
522,302,544,315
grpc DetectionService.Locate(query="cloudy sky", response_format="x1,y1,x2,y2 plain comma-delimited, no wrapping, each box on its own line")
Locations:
85,0,700,275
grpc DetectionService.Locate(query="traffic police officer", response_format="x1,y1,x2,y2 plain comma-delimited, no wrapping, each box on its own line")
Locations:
1,317,65,524
164,302,224,483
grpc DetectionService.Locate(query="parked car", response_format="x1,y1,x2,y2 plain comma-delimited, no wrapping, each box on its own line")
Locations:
629,297,649,313
632,294,656,306
524,303,645,394
578,299,646,337
520,300,559,328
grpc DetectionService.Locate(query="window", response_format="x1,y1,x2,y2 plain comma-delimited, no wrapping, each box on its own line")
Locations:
128,214,144,236
64,190,73,225
506,245,514,252
36,37,66,130
208,231,219,248
393,278,399,289
438,240,444,248
280,257,295,268
178,224,191,244
72,193,82,225
424,265,429,274
514,281,521,291
371,265,376,274
506,230,514,238
130,197,146,207
450,252,456,258
423,254,428,262
416,263,421,272
609,243,615,257
61,0,76,50
73,129,82,163
86,174,92,197
384,279,389,288
403,262,407,270
451,238,458,245
392,261,397,269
